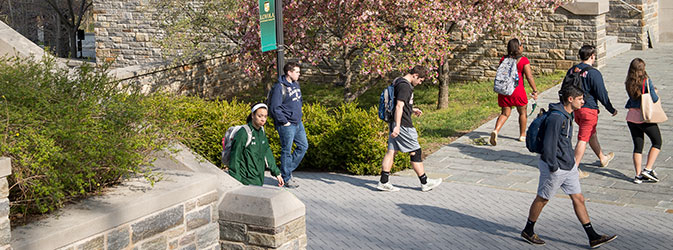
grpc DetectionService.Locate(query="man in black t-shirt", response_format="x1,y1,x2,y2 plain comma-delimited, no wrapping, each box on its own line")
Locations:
377,66,442,192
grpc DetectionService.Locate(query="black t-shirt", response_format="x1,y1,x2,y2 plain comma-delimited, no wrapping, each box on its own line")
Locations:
393,77,414,128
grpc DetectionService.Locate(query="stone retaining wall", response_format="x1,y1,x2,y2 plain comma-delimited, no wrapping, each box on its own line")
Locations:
56,191,220,250
607,0,659,49
0,158,11,250
447,4,607,82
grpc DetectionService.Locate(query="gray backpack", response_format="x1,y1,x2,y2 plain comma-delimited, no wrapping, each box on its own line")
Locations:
493,57,520,95
221,125,253,166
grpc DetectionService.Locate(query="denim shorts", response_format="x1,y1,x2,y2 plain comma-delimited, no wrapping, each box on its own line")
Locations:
537,160,582,200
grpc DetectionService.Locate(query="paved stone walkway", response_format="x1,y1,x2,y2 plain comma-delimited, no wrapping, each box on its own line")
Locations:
266,44,673,249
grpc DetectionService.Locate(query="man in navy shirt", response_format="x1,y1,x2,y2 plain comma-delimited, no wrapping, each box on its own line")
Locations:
567,45,617,178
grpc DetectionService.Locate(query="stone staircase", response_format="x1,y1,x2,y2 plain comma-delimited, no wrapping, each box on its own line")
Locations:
605,35,631,59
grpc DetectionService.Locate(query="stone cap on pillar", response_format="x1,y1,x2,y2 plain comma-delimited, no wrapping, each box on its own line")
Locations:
0,158,10,178
561,0,609,15
220,186,305,228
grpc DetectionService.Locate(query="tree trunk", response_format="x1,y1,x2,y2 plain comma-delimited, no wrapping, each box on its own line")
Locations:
68,26,78,58
342,56,354,102
437,59,450,109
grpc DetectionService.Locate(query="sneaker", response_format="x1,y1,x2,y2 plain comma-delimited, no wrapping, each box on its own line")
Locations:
642,169,659,182
421,178,442,192
376,182,400,192
284,179,299,189
589,234,617,248
600,152,615,167
518,136,526,142
579,169,590,179
633,175,645,184
521,230,545,245
490,131,498,146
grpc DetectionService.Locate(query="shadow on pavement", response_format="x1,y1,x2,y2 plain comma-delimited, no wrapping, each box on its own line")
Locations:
448,144,539,168
397,203,586,248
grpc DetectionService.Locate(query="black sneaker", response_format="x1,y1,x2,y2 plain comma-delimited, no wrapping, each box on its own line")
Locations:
633,175,645,184
284,179,299,188
589,234,617,248
521,230,545,245
642,169,659,182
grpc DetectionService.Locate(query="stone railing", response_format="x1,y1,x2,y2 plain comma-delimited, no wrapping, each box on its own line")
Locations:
219,186,306,249
0,158,11,250
607,0,659,49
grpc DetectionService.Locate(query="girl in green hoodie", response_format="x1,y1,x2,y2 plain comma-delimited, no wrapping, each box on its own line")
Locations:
228,103,284,187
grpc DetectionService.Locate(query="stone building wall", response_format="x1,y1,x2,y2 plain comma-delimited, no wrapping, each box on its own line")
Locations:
93,0,164,67
447,6,607,83
607,0,659,50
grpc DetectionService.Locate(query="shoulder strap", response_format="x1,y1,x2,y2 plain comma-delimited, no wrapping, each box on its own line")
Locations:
243,125,253,147
579,65,594,74
642,78,649,94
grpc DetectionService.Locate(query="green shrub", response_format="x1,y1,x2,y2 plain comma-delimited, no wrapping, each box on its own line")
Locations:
0,57,176,217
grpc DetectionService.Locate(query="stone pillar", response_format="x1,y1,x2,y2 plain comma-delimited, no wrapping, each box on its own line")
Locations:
219,186,306,250
0,157,12,250
560,0,610,68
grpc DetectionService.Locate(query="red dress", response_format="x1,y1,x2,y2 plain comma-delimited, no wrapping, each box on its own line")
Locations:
497,56,530,107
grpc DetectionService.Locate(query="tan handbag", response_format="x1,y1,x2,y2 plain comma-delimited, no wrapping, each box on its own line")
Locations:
641,78,668,123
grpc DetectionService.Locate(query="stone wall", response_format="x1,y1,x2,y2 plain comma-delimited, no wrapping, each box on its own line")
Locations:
0,158,11,250
607,0,659,49
660,0,673,42
93,0,164,67
108,54,259,99
56,191,220,250
447,4,607,83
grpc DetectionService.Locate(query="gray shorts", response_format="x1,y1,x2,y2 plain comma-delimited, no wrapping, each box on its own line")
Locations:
387,124,421,153
536,160,582,200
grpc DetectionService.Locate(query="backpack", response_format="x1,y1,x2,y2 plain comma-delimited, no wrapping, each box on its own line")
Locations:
221,125,254,166
525,108,563,154
264,83,288,119
493,57,520,95
378,77,402,122
561,65,593,92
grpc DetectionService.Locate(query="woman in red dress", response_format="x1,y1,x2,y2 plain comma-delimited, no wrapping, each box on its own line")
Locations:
490,38,539,146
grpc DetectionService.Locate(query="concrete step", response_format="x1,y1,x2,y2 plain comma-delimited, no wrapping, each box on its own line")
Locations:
606,42,631,59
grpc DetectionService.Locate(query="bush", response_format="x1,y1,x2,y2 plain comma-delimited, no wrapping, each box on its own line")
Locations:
0,57,179,218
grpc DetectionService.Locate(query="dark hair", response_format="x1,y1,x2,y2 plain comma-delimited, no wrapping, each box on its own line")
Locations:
283,62,300,75
578,45,596,61
246,102,268,123
625,58,648,99
507,38,522,58
408,65,428,79
559,84,584,104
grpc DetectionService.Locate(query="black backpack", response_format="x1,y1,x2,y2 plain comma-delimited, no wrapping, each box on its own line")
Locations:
561,65,593,92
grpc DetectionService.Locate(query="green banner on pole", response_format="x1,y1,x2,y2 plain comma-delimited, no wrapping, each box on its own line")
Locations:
259,0,277,52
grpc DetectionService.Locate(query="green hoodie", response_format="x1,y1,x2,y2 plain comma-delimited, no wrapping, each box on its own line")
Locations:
228,122,280,186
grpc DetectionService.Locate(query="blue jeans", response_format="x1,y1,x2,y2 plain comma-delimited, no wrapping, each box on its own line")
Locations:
276,122,309,182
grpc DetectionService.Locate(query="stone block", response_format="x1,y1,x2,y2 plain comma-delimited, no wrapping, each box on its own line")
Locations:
195,223,218,248
219,221,246,242
0,158,10,178
219,186,305,228
197,191,218,207
179,232,195,246
141,235,167,250
166,226,186,239
248,231,282,248
169,239,178,250
0,218,10,245
76,235,104,250
179,244,196,250
131,205,184,242
107,226,130,250
186,206,210,230
548,49,565,60
220,241,245,250
0,199,8,218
